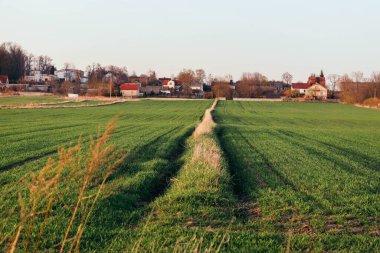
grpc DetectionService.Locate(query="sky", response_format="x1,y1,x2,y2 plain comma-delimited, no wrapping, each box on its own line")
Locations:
1,0,380,81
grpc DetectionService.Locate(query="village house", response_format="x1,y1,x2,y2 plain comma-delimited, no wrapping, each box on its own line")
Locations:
268,81,291,92
159,78,176,95
55,69,84,82
159,77,171,86
291,82,310,95
120,83,140,98
24,71,56,83
0,75,9,84
142,85,162,95
305,84,328,100
291,71,328,100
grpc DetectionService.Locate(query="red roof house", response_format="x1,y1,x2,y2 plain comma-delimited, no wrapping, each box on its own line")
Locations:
120,83,140,97
291,83,310,95
292,83,310,89
120,83,139,91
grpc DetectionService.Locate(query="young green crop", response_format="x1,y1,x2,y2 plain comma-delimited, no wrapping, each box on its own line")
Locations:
214,101,380,252
0,100,212,252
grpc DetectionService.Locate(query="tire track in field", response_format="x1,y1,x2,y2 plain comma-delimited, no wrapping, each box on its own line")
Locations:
214,102,327,226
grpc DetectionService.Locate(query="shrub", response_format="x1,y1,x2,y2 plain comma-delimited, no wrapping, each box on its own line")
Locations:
362,97,380,108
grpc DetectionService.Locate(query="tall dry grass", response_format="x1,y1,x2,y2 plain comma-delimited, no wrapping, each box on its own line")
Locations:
4,117,126,253
193,99,217,139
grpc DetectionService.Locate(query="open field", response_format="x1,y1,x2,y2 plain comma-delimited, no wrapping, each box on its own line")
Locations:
1,99,379,252
214,101,380,251
0,100,212,251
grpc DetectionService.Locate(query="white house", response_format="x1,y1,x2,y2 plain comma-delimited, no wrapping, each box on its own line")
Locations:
190,83,203,92
164,80,176,89
25,71,56,82
55,69,84,82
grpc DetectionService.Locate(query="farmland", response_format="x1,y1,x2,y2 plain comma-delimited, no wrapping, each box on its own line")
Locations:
214,101,380,251
0,99,212,251
1,98,379,252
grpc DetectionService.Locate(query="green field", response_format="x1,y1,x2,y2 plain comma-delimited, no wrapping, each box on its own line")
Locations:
1,99,379,252
214,101,380,251
0,100,212,252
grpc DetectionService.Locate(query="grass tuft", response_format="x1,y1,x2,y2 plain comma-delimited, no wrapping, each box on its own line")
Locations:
4,117,127,253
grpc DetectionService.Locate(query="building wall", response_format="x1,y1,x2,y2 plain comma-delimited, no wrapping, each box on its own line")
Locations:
292,88,307,94
121,90,139,97
306,85,328,99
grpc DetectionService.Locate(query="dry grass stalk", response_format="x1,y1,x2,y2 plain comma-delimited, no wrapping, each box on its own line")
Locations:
6,117,126,253
193,99,218,138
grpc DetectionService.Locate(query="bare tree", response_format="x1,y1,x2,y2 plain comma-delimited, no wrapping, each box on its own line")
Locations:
24,54,34,76
371,72,380,98
177,69,195,84
177,69,196,96
0,42,27,82
195,69,206,83
282,72,293,85
147,69,157,83
327,74,340,98
211,78,232,98
237,72,268,97
351,71,364,101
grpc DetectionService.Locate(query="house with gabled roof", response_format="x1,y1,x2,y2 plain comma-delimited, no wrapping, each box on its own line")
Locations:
291,82,310,95
120,83,141,98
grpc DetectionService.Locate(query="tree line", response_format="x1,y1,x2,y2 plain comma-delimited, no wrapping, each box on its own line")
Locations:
1,42,379,102
338,72,380,104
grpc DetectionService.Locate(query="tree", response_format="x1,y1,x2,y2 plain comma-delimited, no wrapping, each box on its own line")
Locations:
237,72,268,97
24,54,34,76
371,72,380,98
36,55,53,74
281,72,293,85
147,69,157,83
339,74,356,103
106,65,128,84
195,69,206,83
211,78,232,98
351,71,364,101
0,42,27,82
327,74,340,98
177,69,196,96
177,69,195,84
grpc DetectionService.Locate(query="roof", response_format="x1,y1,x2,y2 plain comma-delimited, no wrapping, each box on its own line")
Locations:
120,83,139,91
161,80,170,86
292,83,310,89
308,84,328,91
0,75,8,83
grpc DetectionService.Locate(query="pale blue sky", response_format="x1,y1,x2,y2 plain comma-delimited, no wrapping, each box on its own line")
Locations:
1,0,380,81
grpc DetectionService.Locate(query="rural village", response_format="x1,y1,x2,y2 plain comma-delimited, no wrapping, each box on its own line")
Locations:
1,1,380,252
1,43,379,107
